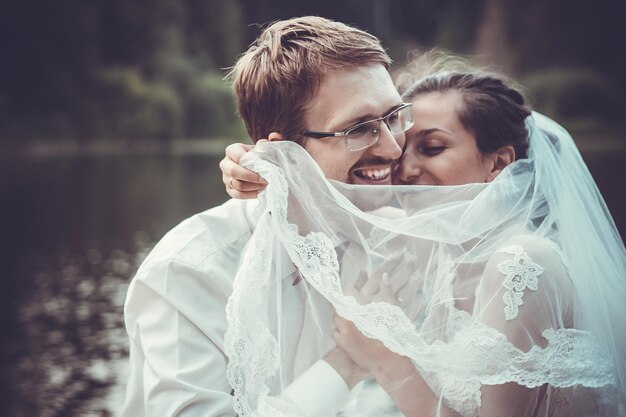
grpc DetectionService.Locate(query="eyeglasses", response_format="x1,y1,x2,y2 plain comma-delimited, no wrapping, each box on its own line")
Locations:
301,103,414,151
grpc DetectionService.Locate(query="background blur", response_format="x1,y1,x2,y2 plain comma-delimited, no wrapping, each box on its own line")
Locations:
1,1,625,416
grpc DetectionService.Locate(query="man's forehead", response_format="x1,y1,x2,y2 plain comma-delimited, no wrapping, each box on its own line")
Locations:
306,65,401,128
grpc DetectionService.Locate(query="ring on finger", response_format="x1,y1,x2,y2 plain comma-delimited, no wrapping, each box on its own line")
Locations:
229,178,234,189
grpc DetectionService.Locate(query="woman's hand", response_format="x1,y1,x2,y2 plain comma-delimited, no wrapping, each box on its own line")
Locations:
323,346,370,390
335,251,421,374
348,250,423,321
219,140,268,199
332,314,430,417
332,314,408,376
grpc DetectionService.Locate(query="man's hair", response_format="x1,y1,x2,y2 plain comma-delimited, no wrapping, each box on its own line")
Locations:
228,16,391,143
395,49,531,159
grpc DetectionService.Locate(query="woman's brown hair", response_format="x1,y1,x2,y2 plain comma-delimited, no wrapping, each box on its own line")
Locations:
396,50,531,159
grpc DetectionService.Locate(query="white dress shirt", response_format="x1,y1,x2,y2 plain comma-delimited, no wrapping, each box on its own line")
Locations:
120,198,352,417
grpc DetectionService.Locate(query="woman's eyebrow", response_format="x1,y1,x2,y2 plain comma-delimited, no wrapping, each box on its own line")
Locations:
416,128,449,138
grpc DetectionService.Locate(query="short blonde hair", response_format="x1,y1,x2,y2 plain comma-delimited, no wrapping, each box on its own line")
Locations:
228,16,391,143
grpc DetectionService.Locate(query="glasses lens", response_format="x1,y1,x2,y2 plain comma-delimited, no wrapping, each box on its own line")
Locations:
387,105,414,134
345,121,380,151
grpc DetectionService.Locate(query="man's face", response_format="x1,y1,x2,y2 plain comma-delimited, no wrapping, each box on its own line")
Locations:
302,65,405,185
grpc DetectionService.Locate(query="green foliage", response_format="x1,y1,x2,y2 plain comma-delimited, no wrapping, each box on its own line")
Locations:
1,0,247,143
183,73,242,138
523,68,623,134
80,66,242,140
90,68,183,140
184,0,244,68
2,0,626,143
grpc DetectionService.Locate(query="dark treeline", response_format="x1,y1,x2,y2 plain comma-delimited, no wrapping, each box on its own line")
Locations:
1,0,625,144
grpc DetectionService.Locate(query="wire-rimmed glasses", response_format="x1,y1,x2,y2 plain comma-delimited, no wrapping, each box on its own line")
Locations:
301,103,414,151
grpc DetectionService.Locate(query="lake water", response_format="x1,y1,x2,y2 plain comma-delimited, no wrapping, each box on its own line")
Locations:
1,148,624,417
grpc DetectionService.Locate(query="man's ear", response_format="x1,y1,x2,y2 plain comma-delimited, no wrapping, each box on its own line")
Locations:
267,132,285,141
485,145,515,182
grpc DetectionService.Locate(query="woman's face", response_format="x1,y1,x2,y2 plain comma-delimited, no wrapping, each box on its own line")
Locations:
394,91,497,186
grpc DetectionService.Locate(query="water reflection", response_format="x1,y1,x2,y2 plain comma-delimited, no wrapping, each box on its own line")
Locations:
1,153,228,417
12,235,153,417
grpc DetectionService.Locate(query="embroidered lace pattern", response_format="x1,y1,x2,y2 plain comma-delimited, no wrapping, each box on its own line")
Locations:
224,159,618,417
498,245,544,320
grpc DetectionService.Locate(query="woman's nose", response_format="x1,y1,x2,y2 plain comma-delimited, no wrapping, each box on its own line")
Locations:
396,153,421,184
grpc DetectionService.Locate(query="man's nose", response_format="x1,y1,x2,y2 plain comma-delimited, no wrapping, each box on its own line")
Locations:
371,123,403,160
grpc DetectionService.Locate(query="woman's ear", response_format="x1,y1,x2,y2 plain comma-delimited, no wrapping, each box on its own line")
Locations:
485,145,516,182
267,132,285,141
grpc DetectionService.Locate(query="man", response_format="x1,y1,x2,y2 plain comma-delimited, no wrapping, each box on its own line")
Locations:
120,16,412,417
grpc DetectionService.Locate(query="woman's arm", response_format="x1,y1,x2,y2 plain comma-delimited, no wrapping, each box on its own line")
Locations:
332,314,456,417
332,241,561,416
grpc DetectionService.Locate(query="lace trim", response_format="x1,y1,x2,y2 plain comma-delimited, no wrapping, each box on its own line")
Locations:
224,161,287,417
225,159,617,417
498,245,544,320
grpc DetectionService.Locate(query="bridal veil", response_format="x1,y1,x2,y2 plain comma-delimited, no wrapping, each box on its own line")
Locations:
224,113,626,416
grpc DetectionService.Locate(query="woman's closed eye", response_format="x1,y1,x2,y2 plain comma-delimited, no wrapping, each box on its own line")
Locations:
421,146,446,156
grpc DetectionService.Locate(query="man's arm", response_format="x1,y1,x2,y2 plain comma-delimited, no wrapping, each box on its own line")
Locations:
121,259,358,417
121,266,236,417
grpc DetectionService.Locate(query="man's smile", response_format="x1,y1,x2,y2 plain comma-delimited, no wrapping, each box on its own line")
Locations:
352,166,392,181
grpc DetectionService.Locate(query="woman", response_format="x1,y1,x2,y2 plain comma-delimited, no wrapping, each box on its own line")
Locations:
220,53,626,416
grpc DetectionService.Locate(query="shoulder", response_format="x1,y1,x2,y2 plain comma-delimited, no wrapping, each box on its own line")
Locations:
132,198,259,291
475,235,574,349
125,199,258,331
484,235,567,286
487,235,565,273
480,235,572,321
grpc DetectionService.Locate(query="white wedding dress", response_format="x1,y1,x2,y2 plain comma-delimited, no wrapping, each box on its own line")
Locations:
224,113,626,416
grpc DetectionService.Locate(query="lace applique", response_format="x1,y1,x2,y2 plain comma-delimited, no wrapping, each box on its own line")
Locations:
498,245,544,320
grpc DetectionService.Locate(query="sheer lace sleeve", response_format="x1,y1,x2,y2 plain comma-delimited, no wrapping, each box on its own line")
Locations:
476,236,573,351
472,236,575,416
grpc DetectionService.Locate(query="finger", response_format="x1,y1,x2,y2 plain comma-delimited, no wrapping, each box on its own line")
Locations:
360,270,381,299
387,259,417,294
221,170,266,194
362,253,405,297
225,142,255,163
229,178,267,192
396,278,421,307
372,273,397,304
219,157,266,185
334,314,356,333
333,313,347,327
344,273,366,304
226,187,262,200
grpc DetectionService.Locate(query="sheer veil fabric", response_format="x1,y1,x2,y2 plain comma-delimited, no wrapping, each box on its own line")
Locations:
224,113,626,417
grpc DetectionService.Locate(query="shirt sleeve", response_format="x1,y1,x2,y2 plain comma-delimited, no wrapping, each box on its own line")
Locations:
120,259,350,417
273,360,350,417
